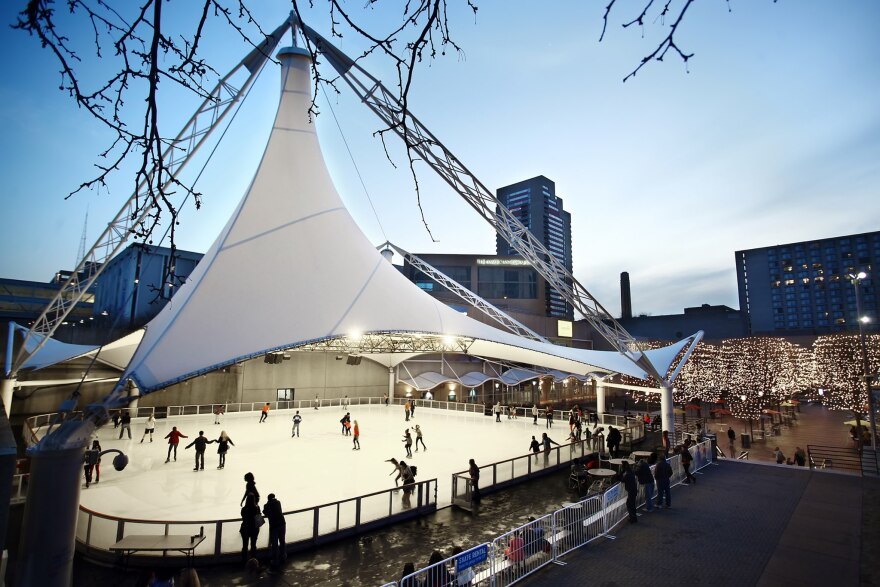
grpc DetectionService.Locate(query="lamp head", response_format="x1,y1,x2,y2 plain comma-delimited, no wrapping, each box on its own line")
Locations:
112,453,129,471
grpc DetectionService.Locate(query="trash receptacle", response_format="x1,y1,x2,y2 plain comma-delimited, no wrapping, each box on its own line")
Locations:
740,433,751,449
705,433,718,461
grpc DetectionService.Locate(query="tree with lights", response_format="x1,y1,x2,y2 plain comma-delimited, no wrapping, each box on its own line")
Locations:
721,337,810,425
814,334,880,421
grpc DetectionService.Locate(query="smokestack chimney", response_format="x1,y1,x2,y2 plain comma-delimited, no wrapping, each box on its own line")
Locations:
620,271,632,319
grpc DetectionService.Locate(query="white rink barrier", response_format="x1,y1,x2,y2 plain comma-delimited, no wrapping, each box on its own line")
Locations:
166,397,485,418
76,478,437,564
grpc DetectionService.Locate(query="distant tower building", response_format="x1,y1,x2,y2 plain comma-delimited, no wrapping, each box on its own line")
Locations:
496,176,573,318
620,271,632,319
736,230,879,335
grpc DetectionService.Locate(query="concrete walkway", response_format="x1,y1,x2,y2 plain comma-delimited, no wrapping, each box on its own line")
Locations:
522,461,871,587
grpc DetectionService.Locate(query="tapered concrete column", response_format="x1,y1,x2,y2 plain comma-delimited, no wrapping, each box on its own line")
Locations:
16,442,86,586
660,384,675,438
0,378,15,418
596,384,606,416
388,368,395,400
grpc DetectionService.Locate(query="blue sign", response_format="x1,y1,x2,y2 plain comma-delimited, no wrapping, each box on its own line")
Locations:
455,544,488,573
604,482,621,504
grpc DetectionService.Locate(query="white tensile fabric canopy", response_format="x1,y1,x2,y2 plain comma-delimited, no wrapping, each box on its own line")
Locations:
117,46,693,395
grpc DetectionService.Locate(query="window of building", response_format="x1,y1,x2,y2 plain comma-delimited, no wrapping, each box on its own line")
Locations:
477,267,538,299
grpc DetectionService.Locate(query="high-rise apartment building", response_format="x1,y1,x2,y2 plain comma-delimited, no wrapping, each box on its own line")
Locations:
496,176,573,318
736,231,879,335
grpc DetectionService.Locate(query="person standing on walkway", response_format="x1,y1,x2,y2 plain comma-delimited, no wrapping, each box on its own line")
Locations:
636,453,656,512
469,458,481,503
118,410,132,439
727,427,736,458
140,414,155,443
529,435,540,462
291,411,302,437
239,494,261,564
214,431,234,469
794,446,807,467
661,430,671,457
403,429,413,458
621,461,638,523
262,493,287,567
352,420,361,450
259,402,270,423
414,424,427,451
164,426,188,463
654,453,673,508
532,404,538,425
185,430,212,471
541,432,560,465
606,426,622,458
680,444,695,484
241,472,260,506
83,440,101,487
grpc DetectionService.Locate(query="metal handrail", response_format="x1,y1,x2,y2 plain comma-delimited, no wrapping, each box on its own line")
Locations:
806,444,862,474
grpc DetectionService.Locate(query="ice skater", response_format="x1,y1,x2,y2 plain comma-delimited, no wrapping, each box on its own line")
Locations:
352,420,360,450
259,402,270,423
545,407,554,429
532,404,538,425
214,404,225,424
541,432,560,465
386,457,404,486
314,394,320,410
402,429,413,458
165,426,188,463
140,414,155,443
83,440,101,487
215,431,234,469
529,436,540,463
291,411,302,437
185,430,212,471
342,395,349,410
414,424,427,451
118,410,132,439
340,412,351,435
410,399,416,417
404,400,411,422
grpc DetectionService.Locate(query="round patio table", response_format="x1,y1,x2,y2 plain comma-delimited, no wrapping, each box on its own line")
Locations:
630,450,653,462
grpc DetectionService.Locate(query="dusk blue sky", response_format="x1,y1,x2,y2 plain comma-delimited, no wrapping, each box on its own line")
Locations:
1,1,878,318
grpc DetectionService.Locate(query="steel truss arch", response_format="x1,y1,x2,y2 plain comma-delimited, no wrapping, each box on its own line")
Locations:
295,20,667,383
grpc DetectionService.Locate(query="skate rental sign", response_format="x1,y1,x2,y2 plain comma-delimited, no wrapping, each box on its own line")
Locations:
455,544,488,573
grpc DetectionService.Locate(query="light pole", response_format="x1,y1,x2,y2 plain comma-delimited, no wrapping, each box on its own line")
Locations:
849,271,877,450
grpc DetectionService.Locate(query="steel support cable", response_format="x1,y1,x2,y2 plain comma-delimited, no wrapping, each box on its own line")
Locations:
320,83,387,242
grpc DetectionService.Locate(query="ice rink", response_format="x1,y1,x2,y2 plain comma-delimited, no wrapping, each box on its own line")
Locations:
79,405,566,522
